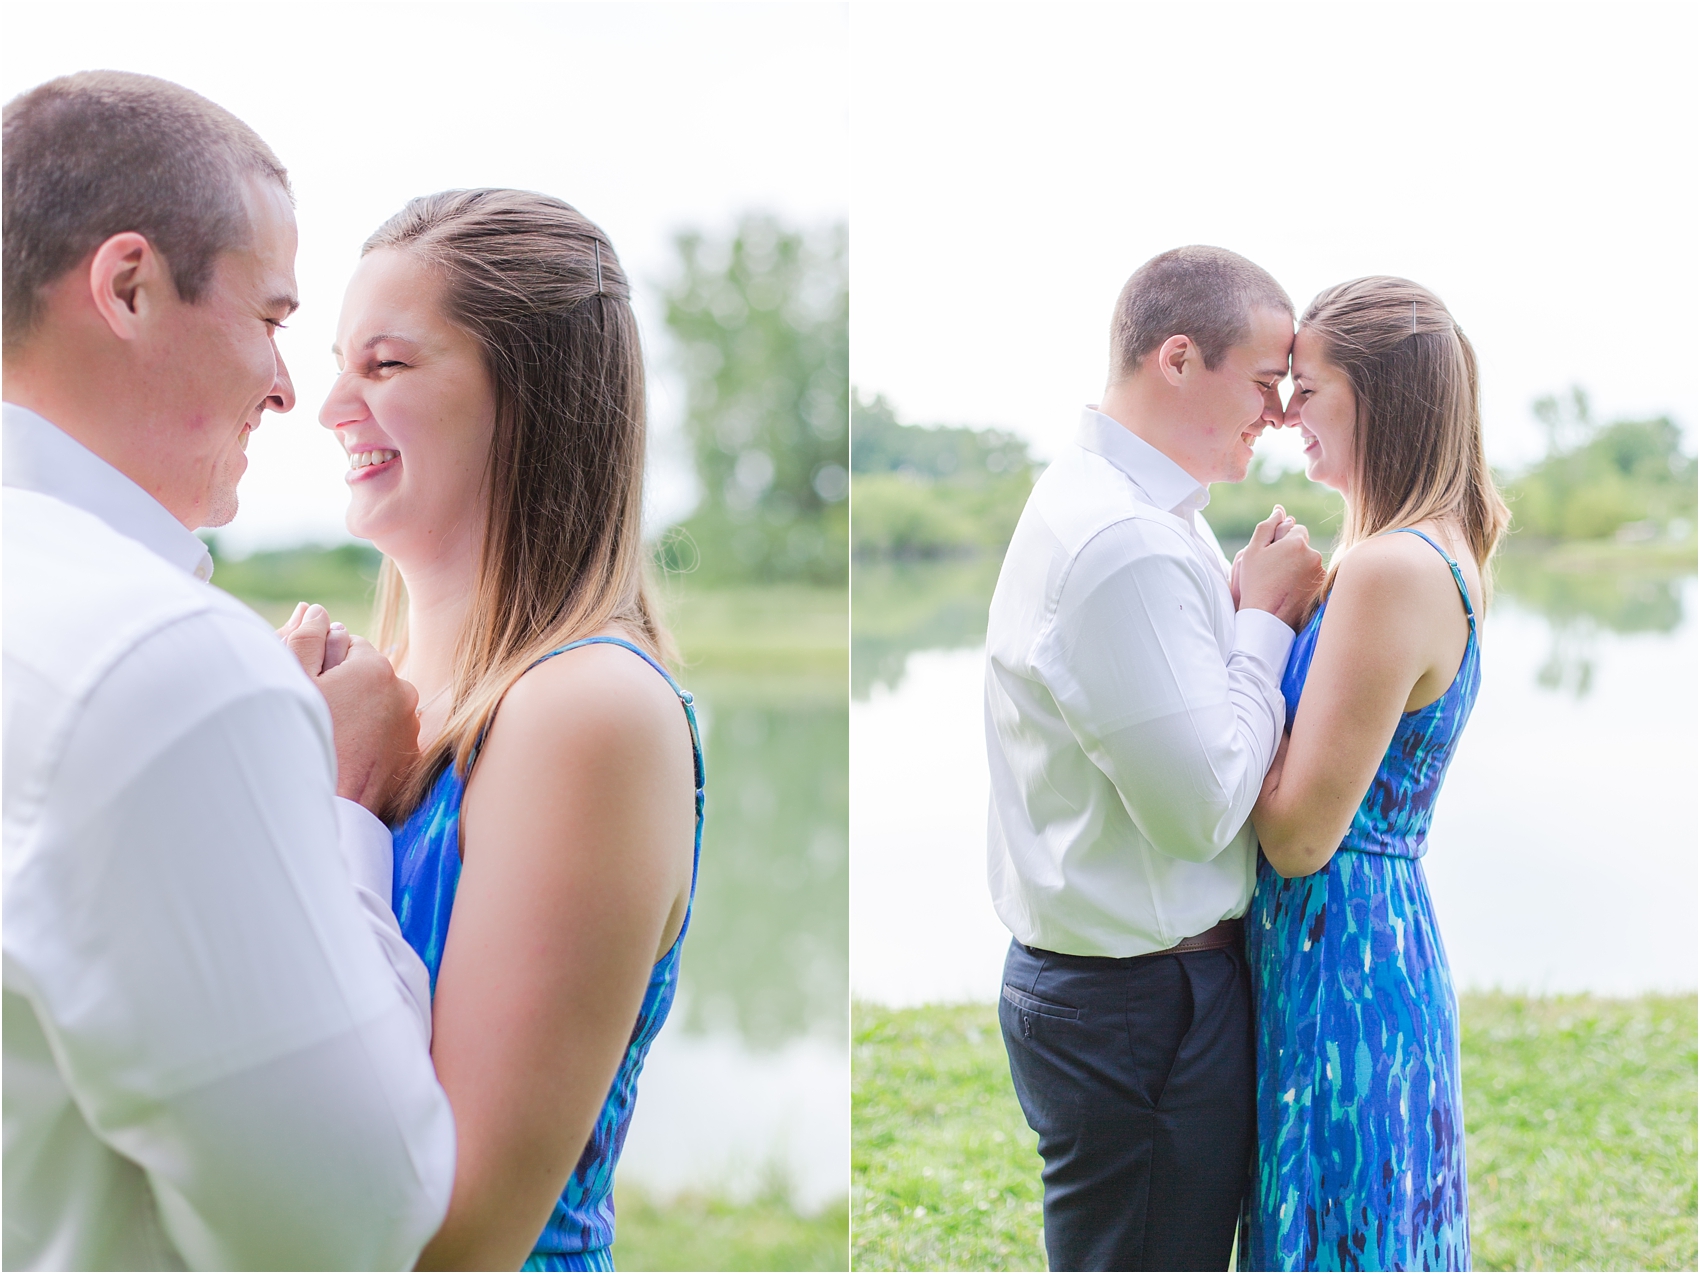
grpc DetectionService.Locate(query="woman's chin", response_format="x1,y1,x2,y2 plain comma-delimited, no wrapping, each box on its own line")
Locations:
344,500,390,547
1304,457,1344,493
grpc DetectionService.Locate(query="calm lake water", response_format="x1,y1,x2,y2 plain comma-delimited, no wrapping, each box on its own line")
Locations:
850,555,1698,1006
620,668,848,1212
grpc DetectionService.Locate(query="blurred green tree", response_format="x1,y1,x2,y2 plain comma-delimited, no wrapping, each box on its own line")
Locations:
1509,386,1696,542
660,217,847,584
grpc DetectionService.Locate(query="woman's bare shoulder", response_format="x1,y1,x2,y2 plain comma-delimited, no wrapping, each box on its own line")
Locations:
1326,530,1475,646
488,637,686,768
1331,531,1461,603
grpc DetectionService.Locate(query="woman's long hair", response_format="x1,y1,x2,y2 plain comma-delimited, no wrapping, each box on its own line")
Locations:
366,188,675,820
1302,276,1510,596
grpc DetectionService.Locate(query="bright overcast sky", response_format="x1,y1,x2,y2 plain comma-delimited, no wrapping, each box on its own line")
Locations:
851,1,1699,471
2,1,848,552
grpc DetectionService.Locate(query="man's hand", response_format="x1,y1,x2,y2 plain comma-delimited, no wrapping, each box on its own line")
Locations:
1237,504,1326,629
317,638,420,816
278,604,417,815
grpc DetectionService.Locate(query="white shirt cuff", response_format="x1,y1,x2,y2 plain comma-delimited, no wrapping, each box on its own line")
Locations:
335,798,395,907
1233,607,1296,675
335,798,432,1047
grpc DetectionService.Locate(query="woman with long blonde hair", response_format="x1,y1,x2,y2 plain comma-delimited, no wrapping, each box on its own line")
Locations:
1244,277,1508,1270
296,189,700,1270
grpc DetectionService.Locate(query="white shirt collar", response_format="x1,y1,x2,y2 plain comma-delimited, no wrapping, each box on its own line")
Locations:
3,402,216,582
1076,406,1211,519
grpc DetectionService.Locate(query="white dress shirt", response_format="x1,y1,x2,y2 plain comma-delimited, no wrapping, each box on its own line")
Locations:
985,407,1295,958
2,404,453,1270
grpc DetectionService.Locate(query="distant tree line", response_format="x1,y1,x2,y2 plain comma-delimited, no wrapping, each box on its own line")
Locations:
849,386,1696,561
850,392,1039,558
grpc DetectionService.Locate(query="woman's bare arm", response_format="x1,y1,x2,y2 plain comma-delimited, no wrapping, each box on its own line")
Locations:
415,643,696,1270
1252,533,1472,878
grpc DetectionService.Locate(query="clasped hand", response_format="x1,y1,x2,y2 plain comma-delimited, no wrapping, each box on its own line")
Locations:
278,603,421,817
1230,505,1327,629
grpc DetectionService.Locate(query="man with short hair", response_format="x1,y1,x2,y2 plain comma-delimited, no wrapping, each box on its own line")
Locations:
986,245,1326,1270
3,71,454,1269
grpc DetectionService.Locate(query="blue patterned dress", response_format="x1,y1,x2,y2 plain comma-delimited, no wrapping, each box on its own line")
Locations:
1245,530,1478,1271
390,637,704,1272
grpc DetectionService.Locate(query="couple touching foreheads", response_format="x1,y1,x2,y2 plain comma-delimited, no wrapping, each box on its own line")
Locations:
986,247,1506,1270
4,72,699,1270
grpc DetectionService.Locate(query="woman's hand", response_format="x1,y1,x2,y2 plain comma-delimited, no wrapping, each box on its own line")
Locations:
278,602,352,674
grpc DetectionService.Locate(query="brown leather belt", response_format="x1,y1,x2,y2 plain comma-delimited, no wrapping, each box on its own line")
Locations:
1154,916,1242,956
1022,917,1243,964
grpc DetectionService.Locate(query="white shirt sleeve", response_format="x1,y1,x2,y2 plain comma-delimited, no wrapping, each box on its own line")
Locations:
1036,521,1293,864
334,798,433,1047
4,611,454,1270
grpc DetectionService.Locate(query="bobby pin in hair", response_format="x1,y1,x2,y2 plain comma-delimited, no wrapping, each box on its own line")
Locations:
593,240,606,297
1411,300,1417,333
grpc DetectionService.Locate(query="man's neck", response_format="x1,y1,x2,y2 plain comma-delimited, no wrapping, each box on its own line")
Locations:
1096,378,1211,487
3,358,95,445
3,351,193,527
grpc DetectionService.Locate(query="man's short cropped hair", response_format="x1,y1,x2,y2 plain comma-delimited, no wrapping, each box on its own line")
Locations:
1109,245,1292,377
2,70,290,349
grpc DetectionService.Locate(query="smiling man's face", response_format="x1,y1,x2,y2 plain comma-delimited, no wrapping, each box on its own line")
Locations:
145,175,299,527
1183,306,1293,485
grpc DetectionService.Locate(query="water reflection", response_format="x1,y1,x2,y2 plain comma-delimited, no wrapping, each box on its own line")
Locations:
853,550,1699,701
1495,554,1689,633
852,557,998,699
1494,553,1690,697
850,553,1697,1003
621,666,849,1210
680,672,848,1045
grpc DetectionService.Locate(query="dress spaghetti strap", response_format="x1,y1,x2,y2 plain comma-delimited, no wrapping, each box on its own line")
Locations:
1387,527,1475,626
471,636,705,813
528,635,693,703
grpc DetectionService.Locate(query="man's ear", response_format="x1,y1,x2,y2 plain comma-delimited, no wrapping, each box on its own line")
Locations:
1155,333,1194,389
86,232,170,341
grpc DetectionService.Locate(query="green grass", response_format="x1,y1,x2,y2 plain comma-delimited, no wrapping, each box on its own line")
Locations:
612,1184,848,1271
852,1004,1045,1272
1463,994,1697,1271
852,996,1698,1272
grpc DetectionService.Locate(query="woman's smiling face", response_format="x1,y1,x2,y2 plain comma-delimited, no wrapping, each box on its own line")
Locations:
1284,325,1358,495
319,248,496,564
